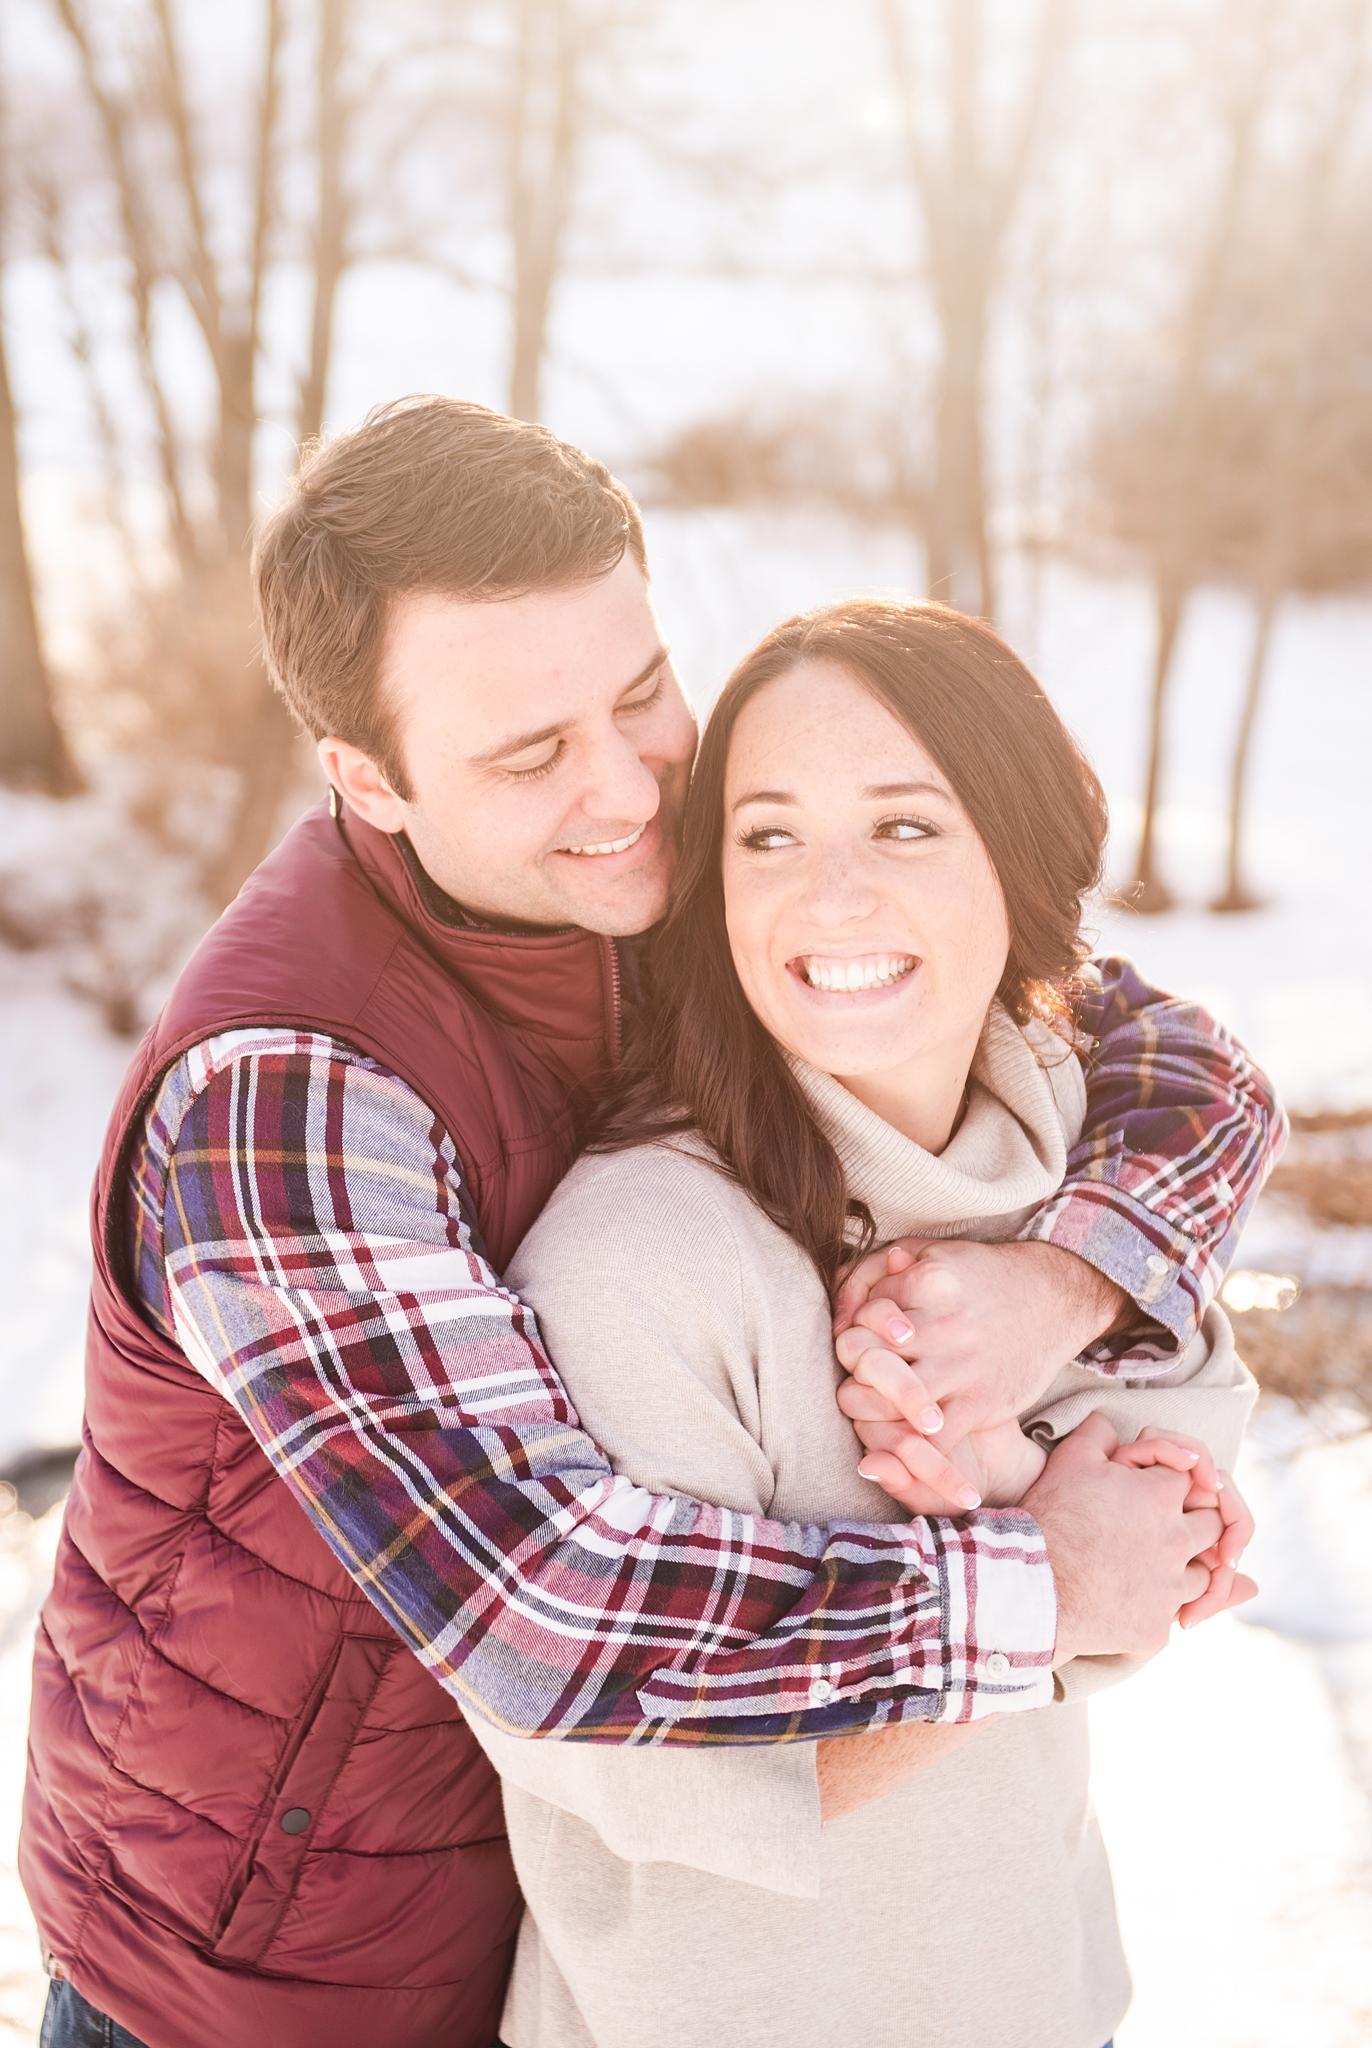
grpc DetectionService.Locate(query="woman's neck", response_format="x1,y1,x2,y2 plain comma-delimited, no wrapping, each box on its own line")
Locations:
831,1042,975,1155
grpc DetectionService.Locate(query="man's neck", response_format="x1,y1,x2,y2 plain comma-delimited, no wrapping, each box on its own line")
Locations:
394,832,570,937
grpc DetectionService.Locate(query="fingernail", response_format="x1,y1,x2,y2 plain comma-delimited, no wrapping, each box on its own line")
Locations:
957,1487,981,1510
920,1406,944,1433
1215,1479,1224,1490
858,1462,879,1480
888,1319,914,1342
1181,1620,1194,1630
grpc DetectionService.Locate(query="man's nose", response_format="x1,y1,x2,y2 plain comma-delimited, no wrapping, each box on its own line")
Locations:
577,722,663,826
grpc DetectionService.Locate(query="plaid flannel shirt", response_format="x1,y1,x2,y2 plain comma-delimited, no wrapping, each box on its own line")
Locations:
124,955,1281,1744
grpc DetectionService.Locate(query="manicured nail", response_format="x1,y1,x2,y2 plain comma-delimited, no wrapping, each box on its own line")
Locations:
858,1462,880,1481
1215,1479,1225,1490
888,1319,914,1342
920,1406,944,1433
1180,1620,1194,1630
957,1487,981,1510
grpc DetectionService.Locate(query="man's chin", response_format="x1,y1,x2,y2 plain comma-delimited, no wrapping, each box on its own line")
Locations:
551,848,675,937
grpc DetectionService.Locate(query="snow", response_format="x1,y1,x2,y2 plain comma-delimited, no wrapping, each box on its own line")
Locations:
2,537,1370,2040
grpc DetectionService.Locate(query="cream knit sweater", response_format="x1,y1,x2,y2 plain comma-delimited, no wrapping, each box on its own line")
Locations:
471,1005,1255,2048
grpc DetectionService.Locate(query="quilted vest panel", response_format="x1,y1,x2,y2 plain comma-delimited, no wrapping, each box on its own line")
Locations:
20,800,617,2048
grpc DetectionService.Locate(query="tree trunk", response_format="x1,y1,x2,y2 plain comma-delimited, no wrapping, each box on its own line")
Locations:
218,330,258,554
927,269,993,618
508,0,580,421
1211,590,1276,913
205,669,308,906
298,0,350,447
0,309,80,793
1130,577,1187,912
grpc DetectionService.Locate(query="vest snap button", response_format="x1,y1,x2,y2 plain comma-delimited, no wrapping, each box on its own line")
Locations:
280,1807,311,1834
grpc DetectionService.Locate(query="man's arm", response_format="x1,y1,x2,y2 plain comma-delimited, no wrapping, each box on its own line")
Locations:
1023,955,1286,1366
144,1030,1057,1745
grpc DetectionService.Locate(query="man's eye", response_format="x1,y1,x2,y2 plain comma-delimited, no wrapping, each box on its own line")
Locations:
875,816,936,841
620,673,667,716
507,744,565,783
737,826,797,851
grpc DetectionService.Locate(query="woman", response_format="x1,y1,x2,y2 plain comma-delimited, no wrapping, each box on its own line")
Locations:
471,600,1255,2048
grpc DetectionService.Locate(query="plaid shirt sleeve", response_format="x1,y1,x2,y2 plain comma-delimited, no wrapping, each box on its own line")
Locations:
1020,955,1287,1369
133,1030,1056,1744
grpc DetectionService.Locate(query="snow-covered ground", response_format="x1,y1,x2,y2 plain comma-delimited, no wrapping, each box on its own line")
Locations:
1,540,1369,2041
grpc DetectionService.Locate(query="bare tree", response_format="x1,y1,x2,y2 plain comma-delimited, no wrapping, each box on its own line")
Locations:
298,0,352,446
0,76,80,796
880,0,1073,621
1210,0,1371,911
1124,3,1276,911
45,0,345,899
0,297,81,794
507,0,583,419
1076,0,1372,912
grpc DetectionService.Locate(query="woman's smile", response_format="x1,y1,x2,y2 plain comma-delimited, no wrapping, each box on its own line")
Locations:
791,952,920,994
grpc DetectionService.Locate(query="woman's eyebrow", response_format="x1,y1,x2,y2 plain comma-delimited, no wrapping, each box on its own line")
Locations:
730,787,795,812
862,780,951,801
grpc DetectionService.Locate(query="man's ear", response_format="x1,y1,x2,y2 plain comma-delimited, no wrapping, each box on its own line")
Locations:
317,737,409,833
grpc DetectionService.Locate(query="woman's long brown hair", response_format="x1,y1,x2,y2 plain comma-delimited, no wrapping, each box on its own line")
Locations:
594,599,1109,1289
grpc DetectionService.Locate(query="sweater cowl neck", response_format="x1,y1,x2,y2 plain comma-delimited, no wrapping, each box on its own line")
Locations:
788,1000,1087,1247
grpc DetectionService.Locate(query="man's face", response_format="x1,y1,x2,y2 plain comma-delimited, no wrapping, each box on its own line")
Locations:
322,554,697,933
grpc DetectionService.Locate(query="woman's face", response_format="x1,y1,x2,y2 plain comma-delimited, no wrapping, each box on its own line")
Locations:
721,660,1011,1104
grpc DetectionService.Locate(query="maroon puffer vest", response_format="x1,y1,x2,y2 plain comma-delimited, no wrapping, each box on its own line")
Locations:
20,799,620,2048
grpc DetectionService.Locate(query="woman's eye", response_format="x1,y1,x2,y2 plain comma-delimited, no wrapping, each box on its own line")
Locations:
737,826,797,851
875,816,936,842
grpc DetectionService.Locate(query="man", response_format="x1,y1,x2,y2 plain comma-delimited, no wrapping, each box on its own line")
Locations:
23,398,1279,2048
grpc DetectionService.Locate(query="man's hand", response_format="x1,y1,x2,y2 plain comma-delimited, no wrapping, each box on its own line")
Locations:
834,1238,1129,1442
1023,1413,1257,1665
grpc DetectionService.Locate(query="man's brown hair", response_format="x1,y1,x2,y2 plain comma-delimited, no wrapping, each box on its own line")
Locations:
595,599,1108,1287
253,396,647,800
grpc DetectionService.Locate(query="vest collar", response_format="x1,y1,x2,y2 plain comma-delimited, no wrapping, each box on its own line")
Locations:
337,802,620,1058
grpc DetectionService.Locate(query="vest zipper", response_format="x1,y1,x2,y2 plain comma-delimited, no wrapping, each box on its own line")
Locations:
604,936,623,1065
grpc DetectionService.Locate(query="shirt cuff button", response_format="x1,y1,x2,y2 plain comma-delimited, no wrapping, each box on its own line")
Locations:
1145,1254,1169,1276
984,1651,1011,1679
809,1678,834,1704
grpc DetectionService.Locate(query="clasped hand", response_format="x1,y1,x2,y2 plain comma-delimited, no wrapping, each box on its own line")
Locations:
832,1235,1254,1629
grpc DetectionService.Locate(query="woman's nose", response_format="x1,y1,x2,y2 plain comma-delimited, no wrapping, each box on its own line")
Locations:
797,846,880,926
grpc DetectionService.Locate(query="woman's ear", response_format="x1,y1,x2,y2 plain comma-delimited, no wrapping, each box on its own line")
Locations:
317,736,409,833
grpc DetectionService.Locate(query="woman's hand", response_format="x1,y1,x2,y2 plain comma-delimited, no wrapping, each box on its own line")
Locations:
833,1237,1130,1441
1108,1427,1256,1627
856,1416,1047,1517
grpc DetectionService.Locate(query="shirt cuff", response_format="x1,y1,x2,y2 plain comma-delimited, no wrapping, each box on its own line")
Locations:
924,1511,1059,1724
1020,1181,1215,1368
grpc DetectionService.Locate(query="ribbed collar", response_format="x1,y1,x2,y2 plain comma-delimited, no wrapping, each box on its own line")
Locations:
790,1002,1086,1243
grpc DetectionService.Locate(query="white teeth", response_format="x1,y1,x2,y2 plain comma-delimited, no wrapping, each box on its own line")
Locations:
563,824,646,857
800,954,916,992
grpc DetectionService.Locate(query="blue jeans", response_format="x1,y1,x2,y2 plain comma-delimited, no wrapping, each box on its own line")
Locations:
39,1980,148,2048
45,1979,508,2048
